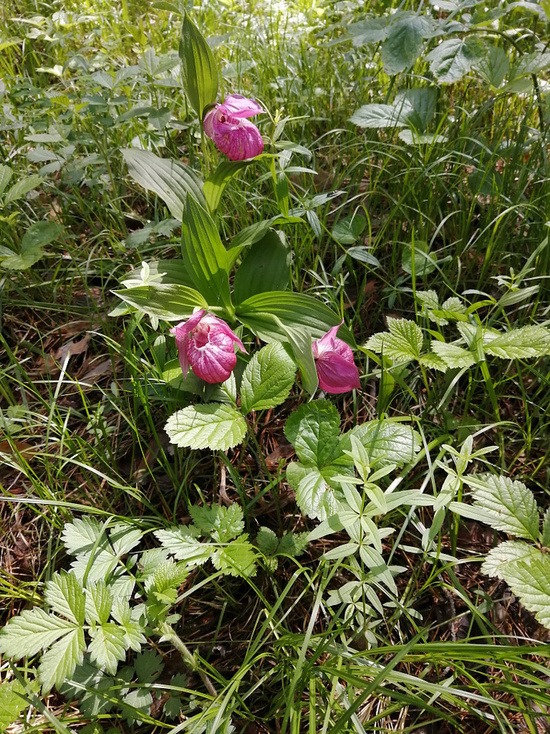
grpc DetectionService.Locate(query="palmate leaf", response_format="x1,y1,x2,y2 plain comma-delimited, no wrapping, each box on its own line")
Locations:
482,541,542,581
189,503,244,542
212,537,257,577
284,400,341,468
165,403,247,451
155,526,214,566
39,627,86,693
45,571,86,625
85,581,113,625
88,623,128,675
365,318,423,362
464,473,540,541
240,342,296,414
0,607,76,659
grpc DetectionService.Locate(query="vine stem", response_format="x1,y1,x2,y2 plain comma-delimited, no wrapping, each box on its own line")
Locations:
158,621,218,697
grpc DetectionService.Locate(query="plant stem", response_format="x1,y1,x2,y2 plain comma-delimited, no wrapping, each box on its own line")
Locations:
158,621,218,697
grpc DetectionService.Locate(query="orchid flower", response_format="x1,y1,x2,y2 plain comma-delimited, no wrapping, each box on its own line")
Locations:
203,94,264,161
312,322,361,394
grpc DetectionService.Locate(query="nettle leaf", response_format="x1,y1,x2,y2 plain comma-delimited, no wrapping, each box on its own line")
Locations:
165,403,247,451
0,607,76,659
430,341,476,369
122,148,205,219
365,318,423,362
482,541,542,581
88,623,128,675
483,326,550,360
39,627,86,693
284,400,341,468
212,537,257,577
189,503,244,542
381,14,433,75
114,283,208,321
45,571,86,625
349,103,408,129
155,526,214,566
465,473,540,541
501,556,550,629
394,88,438,134
347,17,390,46
426,37,484,83
241,342,296,414
342,420,420,468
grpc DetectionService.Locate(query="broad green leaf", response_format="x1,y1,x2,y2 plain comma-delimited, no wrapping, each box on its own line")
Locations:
465,473,539,541
332,214,366,245
0,608,75,658
426,37,484,83
431,341,476,369
189,503,244,542
4,174,43,205
483,326,550,359
0,165,13,197
349,103,408,129
394,88,438,134
237,291,354,345
165,403,247,451
381,14,433,75
281,324,318,395
88,623,128,675
365,318,423,362
114,283,208,320
288,465,341,521
401,241,437,277
0,679,33,729
179,11,218,117
233,230,291,303
181,196,232,309
212,537,257,577
482,541,541,580
155,526,214,566
240,342,296,413
122,148,205,219
39,627,85,693
474,44,509,88
342,420,420,467
347,17,389,46
501,556,550,629
45,571,86,625
203,160,248,213
284,400,341,468
0,222,64,271
85,581,113,625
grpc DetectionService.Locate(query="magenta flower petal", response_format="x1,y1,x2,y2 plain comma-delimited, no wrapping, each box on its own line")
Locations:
312,321,360,394
221,94,263,118
203,95,264,161
170,311,246,383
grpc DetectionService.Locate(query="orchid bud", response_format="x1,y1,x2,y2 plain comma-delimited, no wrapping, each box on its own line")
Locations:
170,310,246,384
203,94,264,161
312,322,360,394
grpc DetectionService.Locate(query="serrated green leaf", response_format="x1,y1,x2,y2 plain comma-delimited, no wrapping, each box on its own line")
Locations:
88,623,128,675
290,465,341,521
365,318,423,362
241,342,296,414
39,627,85,692
155,526,213,566
284,399,341,468
165,403,247,450
418,352,447,371
500,556,550,629
483,326,550,359
474,44,509,88
426,37,483,83
381,14,433,75
212,536,257,577
431,341,476,369
0,608,76,659
343,420,420,468
542,508,550,548
349,103,408,129
256,527,279,556
181,196,231,309
189,503,244,542
401,240,437,277
482,541,541,580
4,174,43,205
135,650,164,684
122,148,205,219
114,283,208,320
61,661,114,717
233,229,291,303
147,560,188,596
62,516,104,555
45,571,86,625
0,679,32,729
85,581,113,625
465,473,540,541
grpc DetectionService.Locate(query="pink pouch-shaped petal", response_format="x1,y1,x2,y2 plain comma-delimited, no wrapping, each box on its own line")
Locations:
212,117,264,161
203,106,218,138
189,343,238,383
316,353,361,393
221,94,263,118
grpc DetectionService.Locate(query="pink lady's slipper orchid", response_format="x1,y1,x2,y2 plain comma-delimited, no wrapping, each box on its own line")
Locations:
312,321,361,394
170,310,246,384
203,94,264,161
